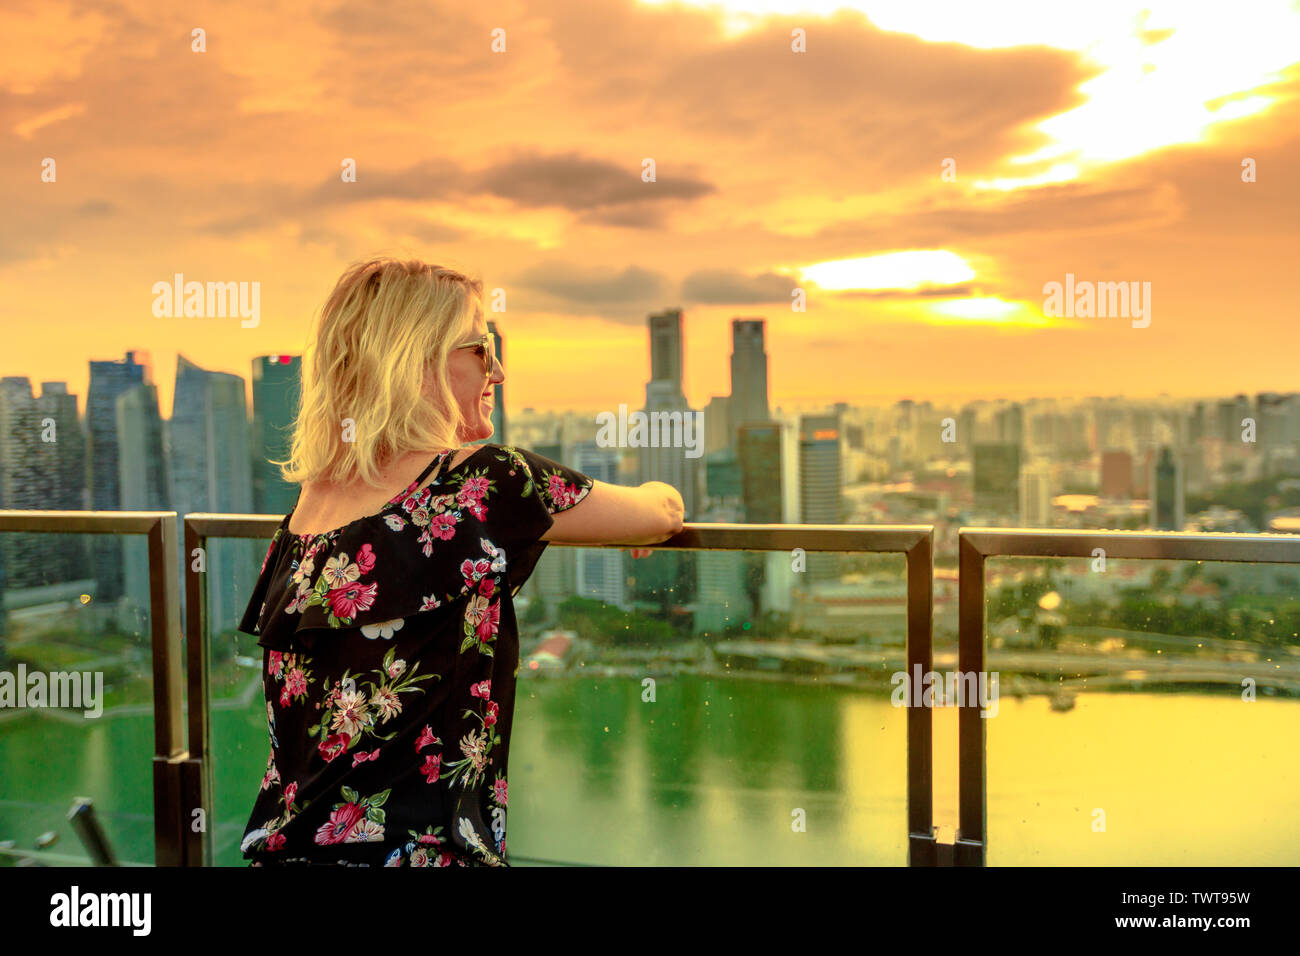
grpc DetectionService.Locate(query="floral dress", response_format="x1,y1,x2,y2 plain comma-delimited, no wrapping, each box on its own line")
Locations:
237,443,594,866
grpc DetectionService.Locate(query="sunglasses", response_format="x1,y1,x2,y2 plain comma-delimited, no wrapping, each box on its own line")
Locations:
452,332,497,375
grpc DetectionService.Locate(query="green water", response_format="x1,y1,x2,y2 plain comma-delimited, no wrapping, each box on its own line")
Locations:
3,675,1298,866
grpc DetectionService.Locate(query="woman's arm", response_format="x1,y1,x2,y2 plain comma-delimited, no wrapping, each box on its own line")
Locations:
541,479,683,546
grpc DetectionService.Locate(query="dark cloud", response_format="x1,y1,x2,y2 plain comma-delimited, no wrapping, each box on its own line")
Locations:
506,261,672,321
680,269,796,304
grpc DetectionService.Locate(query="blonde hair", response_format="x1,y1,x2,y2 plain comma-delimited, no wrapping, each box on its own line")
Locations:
276,257,484,488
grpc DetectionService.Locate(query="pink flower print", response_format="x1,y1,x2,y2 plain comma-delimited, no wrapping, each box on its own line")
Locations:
387,658,407,679
327,581,378,619
285,581,311,614
484,700,499,728
460,476,488,500
419,594,442,612
417,833,441,845
284,667,307,699
460,557,491,583
315,800,366,845
493,777,508,807
352,747,380,768
383,513,407,532
420,753,442,783
430,512,458,540
283,782,298,806
416,725,440,752
318,732,350,763
354,542,376,574
548,474,575,509
268,651,284,677
279,684,291,707
266,832,286,852
478,575,495,598
466,500,487,521
476,600,500,644
470,680,491,699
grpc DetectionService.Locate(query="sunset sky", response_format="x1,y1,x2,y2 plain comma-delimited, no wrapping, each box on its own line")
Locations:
2,0,1298,419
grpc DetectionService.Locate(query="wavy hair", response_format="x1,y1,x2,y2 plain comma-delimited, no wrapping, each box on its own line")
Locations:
275,257,483,488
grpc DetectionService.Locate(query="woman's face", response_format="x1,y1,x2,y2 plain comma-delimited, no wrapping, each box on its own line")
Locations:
429,309,503,445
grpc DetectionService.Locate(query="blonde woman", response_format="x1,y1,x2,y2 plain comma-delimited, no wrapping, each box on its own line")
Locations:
238,257,683,866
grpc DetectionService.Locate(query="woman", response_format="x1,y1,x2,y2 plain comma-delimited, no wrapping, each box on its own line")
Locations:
238,257,684,866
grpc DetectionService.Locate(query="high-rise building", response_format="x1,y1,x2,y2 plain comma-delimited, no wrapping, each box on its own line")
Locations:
0,378,49,589
1019,459,1053,528
170,354,258,635
251,354,302,516
86,351,151,602
728,319,769,448
973,442,1020,516
738,419,799,612
35,381,90,583
1150,446,1185,531
116,382,169,634
569,442,628,609
799,413,843,584
639,310,702,518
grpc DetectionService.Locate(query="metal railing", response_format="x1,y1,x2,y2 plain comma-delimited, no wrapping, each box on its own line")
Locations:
0,510,185,866
6,511,1297,866
956,528,1300,866
184,516,937,867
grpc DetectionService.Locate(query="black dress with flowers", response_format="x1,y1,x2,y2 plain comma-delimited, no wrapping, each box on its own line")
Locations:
237,443,594,867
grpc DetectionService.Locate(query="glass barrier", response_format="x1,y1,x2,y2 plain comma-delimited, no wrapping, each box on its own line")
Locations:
0,532,156,865
981,555,1300,865
204,537,915,865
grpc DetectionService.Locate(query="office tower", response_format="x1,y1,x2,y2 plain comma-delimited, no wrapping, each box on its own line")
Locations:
995,403,1024,447
170,355,258,635
648,309,684,387
251,354,302,516
568,442,628,609
0,378,47,590
86,350,151,602
693,505,750,634
799,413,844,585
703,446,742,510
728,319,770,449
703,395,731,455
973,443,1021,517
639,309,702,518
116,382,169,634
35,382,91,583
1100,450,1133,499
739,419,799,612
1150,446,1185,531
1019,459,1053,528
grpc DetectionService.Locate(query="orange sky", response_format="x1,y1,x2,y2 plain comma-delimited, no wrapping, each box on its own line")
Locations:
2,0,1298,419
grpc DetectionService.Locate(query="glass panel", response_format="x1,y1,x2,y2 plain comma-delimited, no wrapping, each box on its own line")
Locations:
983,555,1300,865
0,532,155,866
208,538,914,865
509,546,910,865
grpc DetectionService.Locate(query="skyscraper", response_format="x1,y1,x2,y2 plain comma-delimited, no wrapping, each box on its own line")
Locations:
251,354,302,516
639,309,702,518
170,354,257,635
86,351,151,602
728,319,769,449
117,382,169,634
